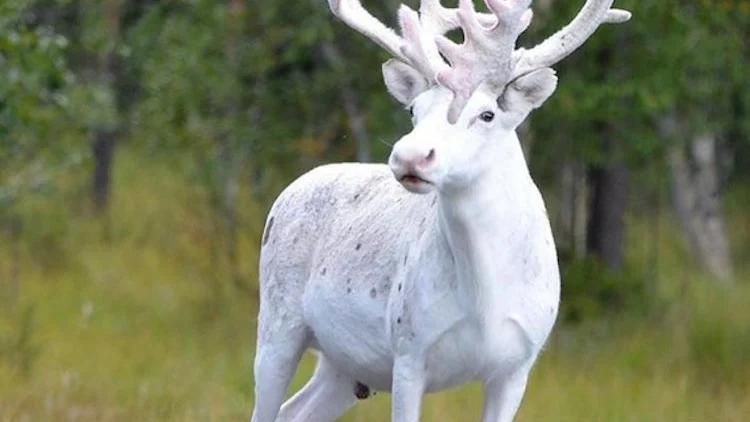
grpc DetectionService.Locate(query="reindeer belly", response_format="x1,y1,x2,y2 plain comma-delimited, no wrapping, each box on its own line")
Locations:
421,321,486,392
302,277,396,391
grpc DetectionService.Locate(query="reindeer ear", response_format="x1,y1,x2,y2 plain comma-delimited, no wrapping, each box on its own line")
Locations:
499,68,558,113
382,59,429,106
497,68,558,128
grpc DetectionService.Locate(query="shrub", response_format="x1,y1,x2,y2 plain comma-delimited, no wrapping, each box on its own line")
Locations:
559,253,658,323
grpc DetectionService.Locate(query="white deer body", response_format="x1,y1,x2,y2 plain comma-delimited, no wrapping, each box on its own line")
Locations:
251,2,630,421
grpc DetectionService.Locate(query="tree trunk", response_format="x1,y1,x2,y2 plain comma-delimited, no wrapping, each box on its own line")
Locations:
668,135,734,283
249,81,266,200
214,145,240,286
318,41,372,162
586,158,629,269
91,0,124,214
559,159,588,256
342,88,372,162
584,29,630,270
223,0,246,290
91,130,117,212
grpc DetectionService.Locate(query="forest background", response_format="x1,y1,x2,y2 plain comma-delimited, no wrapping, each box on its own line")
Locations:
0,0,749,420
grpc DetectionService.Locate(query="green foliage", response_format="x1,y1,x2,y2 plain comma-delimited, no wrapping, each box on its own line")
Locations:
529,0,750,183
559,254,656,323
127,1,240,152
121,0,404,179
0,0,88,215
2,0,749,204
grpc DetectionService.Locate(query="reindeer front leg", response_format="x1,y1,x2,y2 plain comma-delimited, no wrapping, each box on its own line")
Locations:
480,368,531,422
391,354,427,422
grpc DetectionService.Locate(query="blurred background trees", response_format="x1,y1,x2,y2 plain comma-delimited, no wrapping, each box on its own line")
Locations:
529,0,748,284
0,0,749,419
2,0,748,330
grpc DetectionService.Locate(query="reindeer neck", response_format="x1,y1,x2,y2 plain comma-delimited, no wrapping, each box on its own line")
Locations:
435,138,540,320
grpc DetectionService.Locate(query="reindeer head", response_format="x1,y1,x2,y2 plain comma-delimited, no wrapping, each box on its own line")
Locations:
328,0,631,194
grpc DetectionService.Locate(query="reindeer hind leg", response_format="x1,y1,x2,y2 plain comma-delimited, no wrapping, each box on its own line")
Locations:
276,353,360,422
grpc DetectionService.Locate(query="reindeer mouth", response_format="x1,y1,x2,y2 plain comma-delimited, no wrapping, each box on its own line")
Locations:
400,174,430,185
398,174,435,194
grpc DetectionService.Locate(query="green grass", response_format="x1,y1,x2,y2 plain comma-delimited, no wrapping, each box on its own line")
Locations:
1,148,749,421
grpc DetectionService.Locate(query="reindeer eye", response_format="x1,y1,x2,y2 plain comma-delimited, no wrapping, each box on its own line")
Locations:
408,106,415,117
479,111,495,122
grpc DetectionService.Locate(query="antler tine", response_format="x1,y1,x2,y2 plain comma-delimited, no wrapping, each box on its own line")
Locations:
419,0,498,35
435,0,534,124
327,0,409,64
512,0,631,79
418,0,459,34
397,4,449,79
327,0,450,84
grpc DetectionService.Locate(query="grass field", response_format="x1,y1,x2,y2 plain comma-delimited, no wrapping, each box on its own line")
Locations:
1,150,749,421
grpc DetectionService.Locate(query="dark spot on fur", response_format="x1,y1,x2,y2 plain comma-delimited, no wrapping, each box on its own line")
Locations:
431,196,437,206
262,216,274,246
398,283,402,292
380,277,391,294
403,254,408,265
370,288,377,298
397,317,402,324
292,236,299,244
354,193,360,200
353,382,370,399
549,306,554,315
347,287,352,293
320,267,327,275
355,243,362,250
346,278,351,284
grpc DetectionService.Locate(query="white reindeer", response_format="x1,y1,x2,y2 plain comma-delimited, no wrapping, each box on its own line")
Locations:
250,1,631,421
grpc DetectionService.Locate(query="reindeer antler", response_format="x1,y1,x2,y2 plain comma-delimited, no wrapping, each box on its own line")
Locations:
327,0,444,82
512,0,631,79
327,0,631,124
435,0,534,123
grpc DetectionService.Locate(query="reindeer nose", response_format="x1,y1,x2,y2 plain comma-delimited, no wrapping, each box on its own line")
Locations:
390,144,436,169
